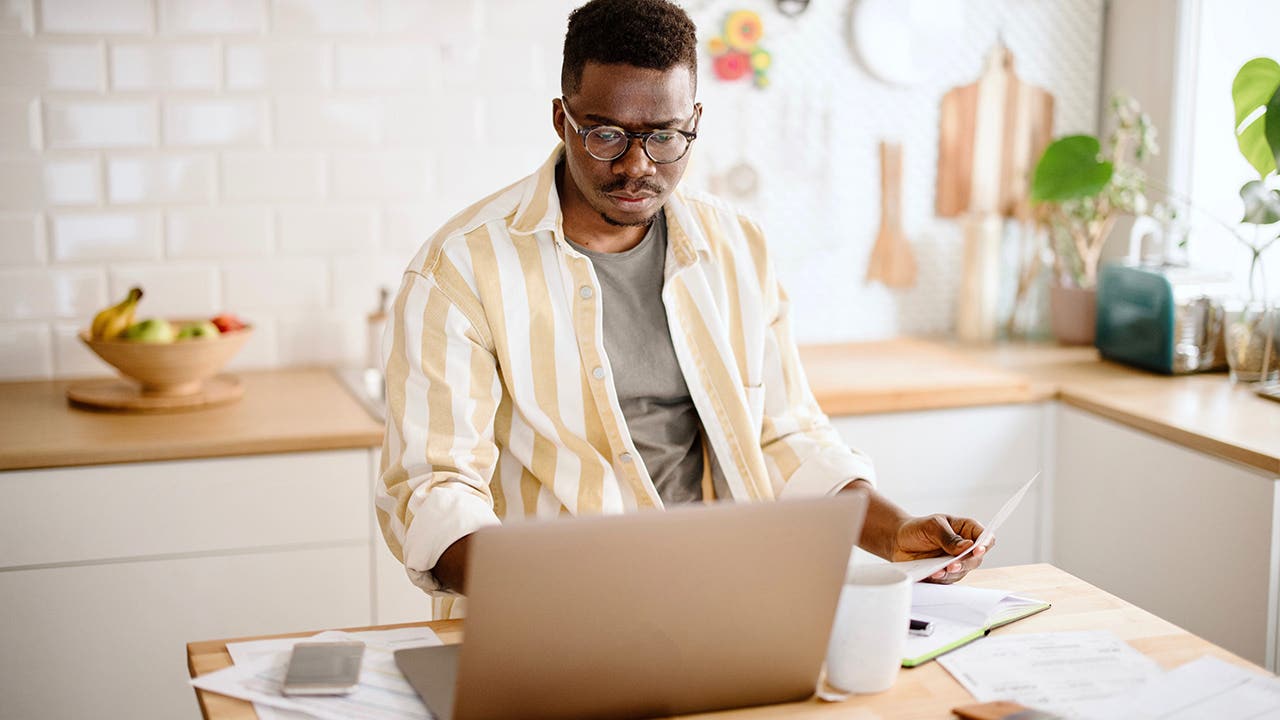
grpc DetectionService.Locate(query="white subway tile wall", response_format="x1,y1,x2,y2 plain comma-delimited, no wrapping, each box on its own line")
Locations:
0,213,43,264
0,97,38,150
107,154,216,204
111,44,222,91
160,0,268,35
0,0,1103,379
0,1,35,36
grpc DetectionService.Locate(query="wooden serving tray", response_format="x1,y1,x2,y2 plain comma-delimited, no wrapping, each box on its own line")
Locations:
66,374,244,413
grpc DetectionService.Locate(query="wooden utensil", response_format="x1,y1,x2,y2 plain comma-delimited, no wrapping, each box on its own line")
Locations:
865,141,917,288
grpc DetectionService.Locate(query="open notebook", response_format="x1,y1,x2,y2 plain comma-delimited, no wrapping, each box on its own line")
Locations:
903,582,1051,667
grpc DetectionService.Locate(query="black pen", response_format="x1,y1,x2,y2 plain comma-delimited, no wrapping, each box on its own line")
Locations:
909,618,934,636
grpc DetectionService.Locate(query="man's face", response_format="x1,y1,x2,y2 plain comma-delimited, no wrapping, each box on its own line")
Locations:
554,62,699,228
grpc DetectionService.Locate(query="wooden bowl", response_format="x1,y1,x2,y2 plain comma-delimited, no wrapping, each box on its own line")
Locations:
79,323,253,397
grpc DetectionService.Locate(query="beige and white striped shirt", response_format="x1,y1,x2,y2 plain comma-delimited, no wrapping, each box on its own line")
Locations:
377,146,876,615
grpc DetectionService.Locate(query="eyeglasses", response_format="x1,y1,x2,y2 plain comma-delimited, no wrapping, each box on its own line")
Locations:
560,97,699,165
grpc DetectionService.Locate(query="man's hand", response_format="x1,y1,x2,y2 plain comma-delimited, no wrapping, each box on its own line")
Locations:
890,514,991,584
843,480,991,584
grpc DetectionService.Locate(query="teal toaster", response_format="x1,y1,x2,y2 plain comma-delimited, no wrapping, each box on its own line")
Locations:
1095,263,1229,375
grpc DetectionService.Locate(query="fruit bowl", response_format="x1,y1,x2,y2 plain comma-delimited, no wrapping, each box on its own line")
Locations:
79,322,253,397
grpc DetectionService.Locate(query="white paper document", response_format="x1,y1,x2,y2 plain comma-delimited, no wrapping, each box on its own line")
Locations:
191,627,442,720
893,471,1040,582
937,630,1161,718
1084,655,1280,720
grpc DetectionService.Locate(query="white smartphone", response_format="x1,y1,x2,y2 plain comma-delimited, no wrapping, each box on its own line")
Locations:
281,640,365,696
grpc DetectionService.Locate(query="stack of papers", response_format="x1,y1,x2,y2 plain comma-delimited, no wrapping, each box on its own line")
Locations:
904,582,1050,667
1085,655,1280,719
938,631,1280,719
937,631,1162,718
190,627,441,720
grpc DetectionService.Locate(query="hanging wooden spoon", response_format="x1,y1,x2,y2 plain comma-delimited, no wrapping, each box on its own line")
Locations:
865,141,917,288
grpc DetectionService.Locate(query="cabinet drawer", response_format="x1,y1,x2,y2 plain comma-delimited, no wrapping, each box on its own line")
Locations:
0,449,369,569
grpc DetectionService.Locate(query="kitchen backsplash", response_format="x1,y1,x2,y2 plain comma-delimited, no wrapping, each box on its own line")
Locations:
0,0,1102,380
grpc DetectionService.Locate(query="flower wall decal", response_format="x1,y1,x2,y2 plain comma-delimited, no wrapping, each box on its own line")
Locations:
708,10,771,89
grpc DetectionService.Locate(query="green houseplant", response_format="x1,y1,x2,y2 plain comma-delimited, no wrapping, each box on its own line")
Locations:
1030,95,1158,344
1224,57,1280,382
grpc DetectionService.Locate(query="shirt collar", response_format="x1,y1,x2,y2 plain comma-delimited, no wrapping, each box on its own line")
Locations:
510,144,714,266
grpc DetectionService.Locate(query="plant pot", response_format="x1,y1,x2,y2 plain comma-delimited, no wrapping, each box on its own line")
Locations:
1225,301,1279,384
1049,284,1097,346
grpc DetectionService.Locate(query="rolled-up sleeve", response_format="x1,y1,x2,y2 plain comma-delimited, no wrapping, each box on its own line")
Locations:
376,269,502,593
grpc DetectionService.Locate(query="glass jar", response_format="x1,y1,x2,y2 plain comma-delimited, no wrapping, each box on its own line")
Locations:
1224,300,1279,383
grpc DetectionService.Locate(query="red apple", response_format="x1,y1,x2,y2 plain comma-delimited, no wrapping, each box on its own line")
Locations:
211,313,246,333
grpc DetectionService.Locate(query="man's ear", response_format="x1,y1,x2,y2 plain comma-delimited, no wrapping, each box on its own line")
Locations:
551,98,566,142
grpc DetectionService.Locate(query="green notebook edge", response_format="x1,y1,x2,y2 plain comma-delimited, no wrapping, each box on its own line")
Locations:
900,600,1052,668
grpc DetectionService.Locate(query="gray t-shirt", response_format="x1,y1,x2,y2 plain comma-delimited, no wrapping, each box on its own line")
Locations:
568,213,705,505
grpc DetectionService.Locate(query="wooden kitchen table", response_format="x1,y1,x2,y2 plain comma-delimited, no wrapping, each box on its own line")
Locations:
187,564,1270,719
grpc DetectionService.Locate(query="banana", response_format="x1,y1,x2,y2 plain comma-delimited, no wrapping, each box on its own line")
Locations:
91,287,144,339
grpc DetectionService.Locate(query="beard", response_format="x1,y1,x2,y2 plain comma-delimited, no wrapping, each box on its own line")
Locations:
599,210,659,227
595,177,665,227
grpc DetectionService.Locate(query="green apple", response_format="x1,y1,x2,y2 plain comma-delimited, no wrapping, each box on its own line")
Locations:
121,318,176,343
176,321,220,340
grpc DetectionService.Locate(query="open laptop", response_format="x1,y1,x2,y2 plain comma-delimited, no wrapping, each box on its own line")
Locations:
394,492,868,720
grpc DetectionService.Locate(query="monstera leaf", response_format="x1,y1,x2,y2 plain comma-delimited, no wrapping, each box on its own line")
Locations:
1031,135,1114,203
1232,57,1280,179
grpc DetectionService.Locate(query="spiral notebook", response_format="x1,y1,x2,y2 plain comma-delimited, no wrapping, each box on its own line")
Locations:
903,583,1051,667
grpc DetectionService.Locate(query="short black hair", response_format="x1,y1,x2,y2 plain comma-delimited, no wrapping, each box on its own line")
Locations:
561,0,698,96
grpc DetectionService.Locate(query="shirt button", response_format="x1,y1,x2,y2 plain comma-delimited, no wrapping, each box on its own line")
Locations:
579,286,593,299
619,453,633,463
592,366,605,379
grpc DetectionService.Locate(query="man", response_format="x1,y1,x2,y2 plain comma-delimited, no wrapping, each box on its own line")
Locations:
377,0,987,619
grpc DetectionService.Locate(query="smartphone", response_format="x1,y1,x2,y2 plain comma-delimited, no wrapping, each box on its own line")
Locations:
281,641,365,696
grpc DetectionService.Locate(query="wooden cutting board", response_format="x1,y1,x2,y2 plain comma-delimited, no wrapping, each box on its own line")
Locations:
865,141,917,288
936,45,1055,219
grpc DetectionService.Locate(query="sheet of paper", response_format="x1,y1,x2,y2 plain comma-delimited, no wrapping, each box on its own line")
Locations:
937,630,1161,718
893,471,1040,582
1082,655,1280,720
193,628,441,720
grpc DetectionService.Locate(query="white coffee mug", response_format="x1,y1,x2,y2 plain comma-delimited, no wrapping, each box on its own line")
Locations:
824,563,911,694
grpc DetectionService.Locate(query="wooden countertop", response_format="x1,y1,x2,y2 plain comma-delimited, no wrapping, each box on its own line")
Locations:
799,339,1280,476
0,368,383,471
2,339,1276,475
187,564,1269,720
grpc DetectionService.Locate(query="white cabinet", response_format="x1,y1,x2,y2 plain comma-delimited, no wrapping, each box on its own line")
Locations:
0,449,374,720
0,546,369,720
830,403,1050,569
1053,406,1280,669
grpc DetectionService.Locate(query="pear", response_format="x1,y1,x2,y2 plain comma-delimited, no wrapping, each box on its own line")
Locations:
121,318,176,343
176,321,220,340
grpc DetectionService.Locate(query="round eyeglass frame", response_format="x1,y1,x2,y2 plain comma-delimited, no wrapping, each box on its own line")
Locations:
560,97,700,165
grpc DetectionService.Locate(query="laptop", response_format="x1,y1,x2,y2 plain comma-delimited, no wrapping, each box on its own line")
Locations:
394,492,868,720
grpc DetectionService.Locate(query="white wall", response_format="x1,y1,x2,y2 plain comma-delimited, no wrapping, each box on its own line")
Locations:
0,0,1103,380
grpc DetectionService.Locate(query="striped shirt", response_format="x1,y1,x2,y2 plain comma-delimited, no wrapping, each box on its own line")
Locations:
377,146,877,617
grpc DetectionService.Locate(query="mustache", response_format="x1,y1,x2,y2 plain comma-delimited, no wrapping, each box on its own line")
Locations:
600,179,664,195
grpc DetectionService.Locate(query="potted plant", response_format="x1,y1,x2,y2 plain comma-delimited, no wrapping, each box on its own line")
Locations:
1030,95,1159,344
1224,57,1280,383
